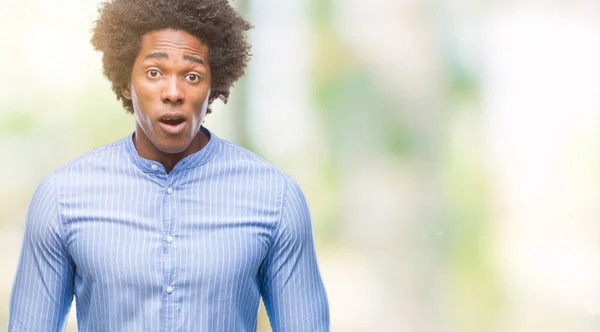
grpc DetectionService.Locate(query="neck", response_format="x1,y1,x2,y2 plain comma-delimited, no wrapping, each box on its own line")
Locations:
133,127,209,173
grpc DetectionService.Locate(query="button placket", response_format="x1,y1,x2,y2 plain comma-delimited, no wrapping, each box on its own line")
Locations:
161,176,179,328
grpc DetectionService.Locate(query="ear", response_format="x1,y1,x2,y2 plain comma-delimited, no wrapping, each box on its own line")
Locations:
121,85,132,100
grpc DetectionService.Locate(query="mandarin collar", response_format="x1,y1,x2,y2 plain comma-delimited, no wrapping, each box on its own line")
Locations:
125,126,220,174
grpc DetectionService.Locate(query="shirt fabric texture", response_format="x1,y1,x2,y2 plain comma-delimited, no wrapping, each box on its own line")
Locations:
8,127,329,332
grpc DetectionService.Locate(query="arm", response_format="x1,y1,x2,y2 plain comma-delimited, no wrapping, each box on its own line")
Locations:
259,177,330,332
8,174,75,332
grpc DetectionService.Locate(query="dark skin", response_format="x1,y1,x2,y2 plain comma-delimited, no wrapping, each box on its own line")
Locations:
122,29,212,173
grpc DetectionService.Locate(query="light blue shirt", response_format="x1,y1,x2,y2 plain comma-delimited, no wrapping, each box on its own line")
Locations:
8,127,329,332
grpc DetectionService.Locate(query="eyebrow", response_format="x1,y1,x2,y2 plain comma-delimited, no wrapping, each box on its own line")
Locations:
144,52,205,66
183,54,205,65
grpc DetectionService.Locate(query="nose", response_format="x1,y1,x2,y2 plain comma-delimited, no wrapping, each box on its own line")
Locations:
161,76,185,105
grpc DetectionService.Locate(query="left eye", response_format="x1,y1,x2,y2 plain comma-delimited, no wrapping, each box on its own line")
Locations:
185,74,200,83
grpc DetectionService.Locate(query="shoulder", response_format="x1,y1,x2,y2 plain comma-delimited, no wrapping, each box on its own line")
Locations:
215,137,306,203
218,139,278,168
217,138,295,183
31,137,130,199
51,137,129,177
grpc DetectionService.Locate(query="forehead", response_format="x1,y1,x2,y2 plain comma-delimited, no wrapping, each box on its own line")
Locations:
140,29,208,57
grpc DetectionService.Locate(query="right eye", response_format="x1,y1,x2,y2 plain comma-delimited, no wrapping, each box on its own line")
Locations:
146,69,163,79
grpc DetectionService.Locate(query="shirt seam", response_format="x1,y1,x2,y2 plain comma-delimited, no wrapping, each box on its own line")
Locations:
52,173,72,259
220,140,292,251
268,176,289,268
51,139,126,253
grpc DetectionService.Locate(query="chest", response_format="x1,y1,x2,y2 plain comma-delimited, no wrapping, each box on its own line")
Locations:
61,181,278,288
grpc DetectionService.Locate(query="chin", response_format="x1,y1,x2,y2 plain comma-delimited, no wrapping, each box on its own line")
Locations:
154,138,191,155
161,144,189,155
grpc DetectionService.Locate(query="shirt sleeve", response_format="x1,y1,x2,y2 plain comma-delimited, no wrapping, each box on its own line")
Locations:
259,176,330,332
8,174,75,332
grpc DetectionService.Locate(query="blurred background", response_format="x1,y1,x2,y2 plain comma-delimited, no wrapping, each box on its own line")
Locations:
1,0,600,331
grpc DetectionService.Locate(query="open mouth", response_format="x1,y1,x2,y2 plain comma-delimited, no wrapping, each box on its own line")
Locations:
158,114,187,135
160,118,185,126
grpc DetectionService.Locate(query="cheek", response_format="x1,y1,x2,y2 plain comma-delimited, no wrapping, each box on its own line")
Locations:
192,89,211,123
131,89,154,128
188,102,208,133
131,83,154,106
198,91,210,117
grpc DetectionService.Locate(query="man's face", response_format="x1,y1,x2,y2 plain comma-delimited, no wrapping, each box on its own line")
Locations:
122,29,211,154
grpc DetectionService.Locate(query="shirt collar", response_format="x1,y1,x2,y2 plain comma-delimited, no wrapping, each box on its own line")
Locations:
124,126,220,174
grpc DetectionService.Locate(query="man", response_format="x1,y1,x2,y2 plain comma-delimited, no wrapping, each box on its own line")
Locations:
8,0,329,331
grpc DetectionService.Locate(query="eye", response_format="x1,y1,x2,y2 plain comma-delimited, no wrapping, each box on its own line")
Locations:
185,73,201,83
146,69,162,79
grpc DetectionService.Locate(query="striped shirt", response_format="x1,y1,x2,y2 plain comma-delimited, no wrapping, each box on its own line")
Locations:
8,127,329,332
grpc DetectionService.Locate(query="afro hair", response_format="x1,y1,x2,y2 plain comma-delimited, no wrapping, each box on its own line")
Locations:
91,0,252,114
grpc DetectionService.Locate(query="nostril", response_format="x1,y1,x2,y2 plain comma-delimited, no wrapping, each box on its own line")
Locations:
163,98,184,105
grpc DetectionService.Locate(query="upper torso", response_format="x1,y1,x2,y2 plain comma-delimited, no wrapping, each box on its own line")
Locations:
57,129,287,331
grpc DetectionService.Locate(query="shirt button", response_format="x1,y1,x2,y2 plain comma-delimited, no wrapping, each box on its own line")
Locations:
166,236,174,243
167,188,173,194
151,165,158,171
166,286,174,294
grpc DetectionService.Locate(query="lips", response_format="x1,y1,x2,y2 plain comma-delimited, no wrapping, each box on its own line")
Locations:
158,113,187,136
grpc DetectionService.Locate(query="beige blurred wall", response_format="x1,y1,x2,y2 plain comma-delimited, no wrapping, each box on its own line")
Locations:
1,0,600,331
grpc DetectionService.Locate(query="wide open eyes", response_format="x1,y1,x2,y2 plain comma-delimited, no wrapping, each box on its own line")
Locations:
184,73,201,84
146,69,163,79
145,70,201,84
